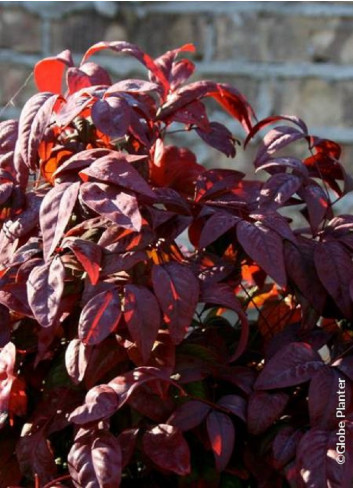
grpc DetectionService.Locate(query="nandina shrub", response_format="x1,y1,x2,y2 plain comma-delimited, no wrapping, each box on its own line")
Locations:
0,41,353,488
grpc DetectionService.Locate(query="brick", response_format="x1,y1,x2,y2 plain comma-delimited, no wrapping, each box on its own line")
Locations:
0,64,35,108
213,12,353,64
0,6,41,53
273,79,344,128
51,12,108,53
124,12,209,59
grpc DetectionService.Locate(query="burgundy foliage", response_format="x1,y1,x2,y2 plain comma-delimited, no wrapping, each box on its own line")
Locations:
0,40,352,488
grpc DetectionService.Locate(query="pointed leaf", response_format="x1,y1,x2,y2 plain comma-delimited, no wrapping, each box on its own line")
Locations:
314,240,353,318
237,220,286,288
168,400,211,431
67,239,102,285
152,262,199,344
309,367,351,430
80,182,142,231
206,411,235,472
248,390,289,434
124,284,161,362
142,424,191,476
255,342,324,389
199,212,239,248
40,181,80,260
79,289,121,345
91,96,131,139
27,257,65,328
68,428,122,488
296,425,353,488
79,152,154,198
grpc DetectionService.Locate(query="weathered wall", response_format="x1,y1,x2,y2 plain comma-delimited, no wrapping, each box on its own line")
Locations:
1,1,353,177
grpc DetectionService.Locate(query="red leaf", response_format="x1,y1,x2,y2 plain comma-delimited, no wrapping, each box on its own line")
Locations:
314,240,353,318
80,182,142,231
124,284,161,362
34,49,73,93
237,220,287,288
150,142,204,194
79,289,121,345
81,41,169,93
247,390,289,434
142,424,191,476
206,411,235,472
91,96,131,139
152,262,199,344
40,181,80,260
68,428,122,488
79,152,154,198
255,342,324,389
27,257,65,328
67,239,102,285
168,400,211,431
67,62,111,94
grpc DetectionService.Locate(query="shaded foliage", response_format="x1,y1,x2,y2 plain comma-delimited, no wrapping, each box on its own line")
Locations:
0,41,352,488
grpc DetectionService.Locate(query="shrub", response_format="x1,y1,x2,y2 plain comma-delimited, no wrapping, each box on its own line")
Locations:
0,41,352,488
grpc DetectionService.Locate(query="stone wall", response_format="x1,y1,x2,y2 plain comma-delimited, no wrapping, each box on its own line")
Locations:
1,1,353,179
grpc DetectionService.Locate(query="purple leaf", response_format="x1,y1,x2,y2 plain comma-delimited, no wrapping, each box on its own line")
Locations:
314,240,353,318
142,424,191,476
152,262,199,344
40,181,80,260
68,428,122,488
309,367,351,430
27,257,65,328
255,342,324,389
79,289,121,345
259,173,302,210
272,426,303,469
80,182,142,231
69,385,119,424
91,96,131,139
217,394,247,422
199,212,239,248
196,122,236,157
66,238,102,285
296,425,353,488
299,182,329,231
65,339,91,384
124,284,161,362
206,411,235,472
247,390,289,434
237,220,287,288
168,400,211,431
79,152,154,198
